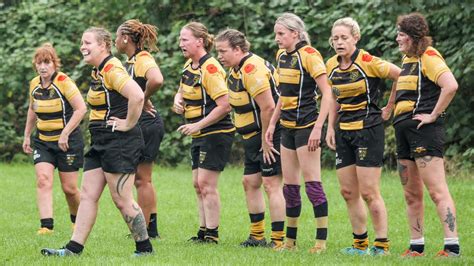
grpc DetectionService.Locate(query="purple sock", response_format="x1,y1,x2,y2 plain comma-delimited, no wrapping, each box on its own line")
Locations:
283,184,301,208
305,181,327,207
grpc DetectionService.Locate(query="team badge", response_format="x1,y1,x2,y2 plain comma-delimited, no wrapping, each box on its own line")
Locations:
290,57,298,68
332,87,340,97
192,76,200,87
66,154,76,165
413,146,427,154
49,89,56,99
349,71,359,82
33,150,40,160
410,64,417,75
199,151,207,164
358,147,368,160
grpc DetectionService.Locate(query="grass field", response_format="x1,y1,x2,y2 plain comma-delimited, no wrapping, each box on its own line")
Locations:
0,163,472,265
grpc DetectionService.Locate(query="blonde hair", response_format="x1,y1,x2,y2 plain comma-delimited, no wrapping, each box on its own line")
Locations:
215,29,250,53
275,12,311,45
183,22,214,53
32,42,61,71
84,27,113,53
329,17,361,47
119,19,159,51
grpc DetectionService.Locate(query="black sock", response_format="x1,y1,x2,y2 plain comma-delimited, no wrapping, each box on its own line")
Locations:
206,227,219,238
70,214,76,224
271,221,284,232
444,244,460,254
65,240,84,254
410,244,424,253
287,227,297,240
135,238,153,253
197,227,206,239
148,213,158,236
353,232,368,240
40,218,54,230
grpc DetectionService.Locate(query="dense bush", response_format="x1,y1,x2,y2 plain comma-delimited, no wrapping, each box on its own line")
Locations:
1,0,472,171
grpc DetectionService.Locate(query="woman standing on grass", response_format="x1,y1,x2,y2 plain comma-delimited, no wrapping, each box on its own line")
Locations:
266,12,333,253
23,43,86,235
215,29,286,249
325,17,400,256
41,27,153,256
392,12,460,258
115,19,165,239
172,22,234,244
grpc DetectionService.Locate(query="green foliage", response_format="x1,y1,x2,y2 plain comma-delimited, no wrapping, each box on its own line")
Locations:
1,1,472,169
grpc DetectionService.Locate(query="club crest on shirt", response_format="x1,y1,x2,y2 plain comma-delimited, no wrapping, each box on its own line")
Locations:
349,71,360,82
410,64,417,75
290,57,298,68
332,87,340,97
49,88,56,99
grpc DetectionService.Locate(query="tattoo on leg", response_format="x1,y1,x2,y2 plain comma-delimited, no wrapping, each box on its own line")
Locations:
130,211,148,241
132,203,140,212
416,156,433,169
116,173,130,196
444,207,456,232
412,218,423,234
398,162,408,185
124,214,133,224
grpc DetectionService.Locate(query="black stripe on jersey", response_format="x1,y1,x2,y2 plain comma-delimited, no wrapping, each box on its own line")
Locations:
38,128,62,137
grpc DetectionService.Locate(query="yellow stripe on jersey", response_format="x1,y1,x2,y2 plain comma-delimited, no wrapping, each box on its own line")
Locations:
278,68,301,84
33,98,63,113
335,79,366,99
38,133,60,142
280,96,298,110
396,75,418,91
394,100,415,117
280,119,296,128
340,120,364,130
86,89,107,106
234,112,255,128
340,101,367,112
184,105,202,119
37,118,64,131
89,109,107,121
182,83,203,101
228,90,251,107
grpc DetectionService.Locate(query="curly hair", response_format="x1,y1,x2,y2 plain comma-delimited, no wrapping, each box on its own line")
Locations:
118,19,159,52
397,12,432,57
32,43,61,71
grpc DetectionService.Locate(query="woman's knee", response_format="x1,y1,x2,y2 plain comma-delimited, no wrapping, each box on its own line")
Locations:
36,173,53,190
340,188,358,202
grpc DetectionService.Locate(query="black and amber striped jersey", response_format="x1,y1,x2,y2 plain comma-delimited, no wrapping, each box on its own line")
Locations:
87,55,132,129
124,50,159,125
180,54,235,138
276,41,326,129
227,53,279,139
326,49,390,130
29,72,81,141
394,47,451,124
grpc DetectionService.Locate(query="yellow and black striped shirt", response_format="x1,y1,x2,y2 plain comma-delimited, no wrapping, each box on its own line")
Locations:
394,46,450,124
327,49,390,130
87,55,131,129
227,53,279,139
125,50,159,125
29,72,81,141
276,41,326,129
180,54,235,138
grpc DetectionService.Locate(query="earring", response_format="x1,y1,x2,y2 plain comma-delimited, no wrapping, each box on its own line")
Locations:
124,39,128,44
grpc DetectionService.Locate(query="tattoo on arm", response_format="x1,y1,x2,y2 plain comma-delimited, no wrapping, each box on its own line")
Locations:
116,173,131,196
444,207,456,232
398,162,408,185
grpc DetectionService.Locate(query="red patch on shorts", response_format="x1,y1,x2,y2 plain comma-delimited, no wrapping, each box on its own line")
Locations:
425,50,437,56
206,64,218,74
57,75,67,81
362,53,373,62
104,64,114,72
304,47,316,54
244,63,255,73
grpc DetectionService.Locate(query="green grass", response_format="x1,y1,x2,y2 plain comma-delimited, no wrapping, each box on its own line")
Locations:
0,163,472,265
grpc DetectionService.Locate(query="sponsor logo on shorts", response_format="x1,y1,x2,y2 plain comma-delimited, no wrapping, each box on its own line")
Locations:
335,152,342,165
262,167,274,174
66,154,76,166
413,146,427,154
358,147,368,160
33,150,40,160
199,151,207,164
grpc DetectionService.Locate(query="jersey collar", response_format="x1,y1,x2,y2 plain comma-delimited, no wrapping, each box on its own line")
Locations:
288,41,308,54
235,52,253,72
97,54,114,72
39,71,58,89
337,48,360,69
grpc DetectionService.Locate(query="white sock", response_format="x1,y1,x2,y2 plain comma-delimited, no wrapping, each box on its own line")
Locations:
444,237,459,245
410,237,425,245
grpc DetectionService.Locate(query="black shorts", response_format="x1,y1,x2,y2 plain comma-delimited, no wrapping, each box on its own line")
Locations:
191,132,234,171
335,123,384,169
32,131,84,172
138,115,165,163
281,126,313,150
394,118,445,160
243,128,281,177
84,126,144,173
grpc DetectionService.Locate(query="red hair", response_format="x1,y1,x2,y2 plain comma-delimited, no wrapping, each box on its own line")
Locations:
32,43,61,71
